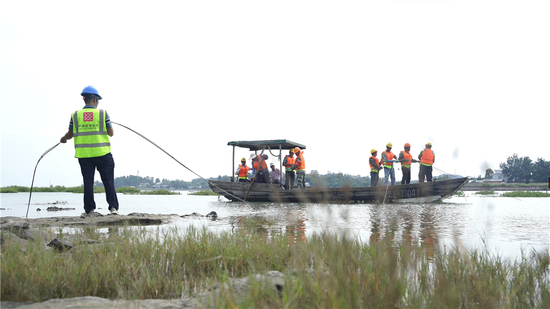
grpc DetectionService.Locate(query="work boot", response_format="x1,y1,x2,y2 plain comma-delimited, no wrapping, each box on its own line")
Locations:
80,210,103,218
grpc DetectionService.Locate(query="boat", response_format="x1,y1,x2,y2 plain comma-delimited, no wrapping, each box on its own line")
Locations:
208,140,469,203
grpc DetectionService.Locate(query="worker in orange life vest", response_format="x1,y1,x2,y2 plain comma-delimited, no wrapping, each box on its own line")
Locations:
418,142,435,182
234,157,250,182
253,154,270,183
398,143,419,184
293,147,306,188
369,149,383,186
381,142,399,185
283,148,295,189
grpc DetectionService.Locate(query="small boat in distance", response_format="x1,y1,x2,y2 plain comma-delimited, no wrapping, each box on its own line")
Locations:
208,140,469,203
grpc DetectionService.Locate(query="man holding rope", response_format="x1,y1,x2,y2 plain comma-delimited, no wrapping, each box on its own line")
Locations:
60,85,119,217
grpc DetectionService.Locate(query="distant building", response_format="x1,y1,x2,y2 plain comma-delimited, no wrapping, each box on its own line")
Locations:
485,169,505,182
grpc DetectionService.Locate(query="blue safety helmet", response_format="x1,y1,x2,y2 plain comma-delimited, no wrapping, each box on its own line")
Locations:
81,85,102,100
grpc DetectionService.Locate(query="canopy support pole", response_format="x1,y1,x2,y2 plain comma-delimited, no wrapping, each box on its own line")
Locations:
232,146,235,182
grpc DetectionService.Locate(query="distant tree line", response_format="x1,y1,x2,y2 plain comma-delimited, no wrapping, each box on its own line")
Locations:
93,175,232,190
499,154,550,183
307,170,371,188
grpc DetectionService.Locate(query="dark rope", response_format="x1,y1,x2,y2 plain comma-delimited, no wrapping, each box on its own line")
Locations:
112,122,246,202
27,143,60,218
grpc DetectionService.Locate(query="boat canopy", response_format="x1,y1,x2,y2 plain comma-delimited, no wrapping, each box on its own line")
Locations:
227,140,306,151
227,140,306,181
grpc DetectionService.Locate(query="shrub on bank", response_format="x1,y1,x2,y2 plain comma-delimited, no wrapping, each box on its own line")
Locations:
0,187,18,193
140,189,180,195
502,191,550,197
116,187,141,194
188,190,219,196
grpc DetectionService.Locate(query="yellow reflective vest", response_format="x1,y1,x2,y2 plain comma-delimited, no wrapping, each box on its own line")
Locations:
72,108,111,158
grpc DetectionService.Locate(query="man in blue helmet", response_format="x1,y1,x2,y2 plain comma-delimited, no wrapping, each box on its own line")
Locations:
60,85,119,217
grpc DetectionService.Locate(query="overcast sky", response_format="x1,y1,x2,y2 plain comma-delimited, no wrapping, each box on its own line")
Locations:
1,0,548,188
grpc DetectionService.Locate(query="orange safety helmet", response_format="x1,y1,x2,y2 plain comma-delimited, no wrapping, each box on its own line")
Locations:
294,147,301,153
404,143,411,148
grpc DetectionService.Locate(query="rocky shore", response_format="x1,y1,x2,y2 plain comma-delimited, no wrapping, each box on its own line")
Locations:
1,212,286,309
1,271,285,309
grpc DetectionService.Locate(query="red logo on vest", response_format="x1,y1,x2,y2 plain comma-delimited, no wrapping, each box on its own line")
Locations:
83,112,93,122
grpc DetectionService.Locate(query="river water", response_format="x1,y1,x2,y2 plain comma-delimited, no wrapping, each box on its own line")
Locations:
1,191,548,261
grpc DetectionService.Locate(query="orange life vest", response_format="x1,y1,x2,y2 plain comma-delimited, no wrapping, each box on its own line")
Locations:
369,156,380,172
283,155,295,171
238,164,250,179
253,156,268,171
400,151,412,168
295,152,305,171
420,148,434,166
382,151,395,168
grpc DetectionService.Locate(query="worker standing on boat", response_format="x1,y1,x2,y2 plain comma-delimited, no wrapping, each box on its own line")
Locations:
399,143,418,184
253,154,270,183
381,143,399,186
59,85,119,217
235,158,250,182
369,149,383,186
293,147,306,188
418,142,435,182
283,149,295,189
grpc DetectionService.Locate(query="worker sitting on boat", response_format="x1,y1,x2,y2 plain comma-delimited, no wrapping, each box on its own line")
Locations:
252,154,271,183
369,149,383,186
235,157,250,182
283,148,295,189
381,143,399,186
418,142,435,182
293,147,306,188
269,163,282,185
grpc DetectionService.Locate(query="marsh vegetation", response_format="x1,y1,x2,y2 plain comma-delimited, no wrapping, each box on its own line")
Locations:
2,218,548,308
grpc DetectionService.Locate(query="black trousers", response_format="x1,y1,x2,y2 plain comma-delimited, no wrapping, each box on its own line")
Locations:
370,172,379,187
78,153,119,213
401,167,411,184
419,165,433,183
285,171,295,189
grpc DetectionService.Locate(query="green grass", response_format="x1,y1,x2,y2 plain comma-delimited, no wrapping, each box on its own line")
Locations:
453,190,465,197
502,191,550,197
188,190,219,196
139,189,180,195
477,182,547,189
116,186,141,194
1,225,548,307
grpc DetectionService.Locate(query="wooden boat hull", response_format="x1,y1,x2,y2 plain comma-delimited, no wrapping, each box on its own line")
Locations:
208,177,469,203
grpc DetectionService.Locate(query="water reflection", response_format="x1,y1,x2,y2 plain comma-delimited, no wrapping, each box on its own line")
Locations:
419,209,438,258
4,193,548,261
219,202,495,260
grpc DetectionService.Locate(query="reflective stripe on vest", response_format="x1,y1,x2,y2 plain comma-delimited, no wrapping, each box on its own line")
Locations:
382,151,395,168
400,151,412,168
73,109,111,158
238,165,249,179
283,155,295,171
369,156,380,173
420,148,434,166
